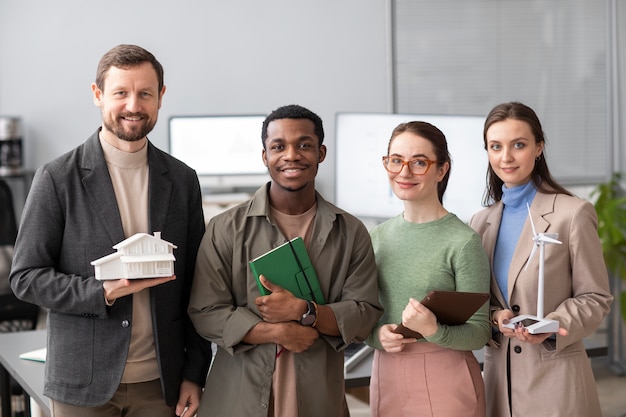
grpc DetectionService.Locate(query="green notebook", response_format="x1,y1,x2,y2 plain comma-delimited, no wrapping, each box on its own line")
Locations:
249,237,325,304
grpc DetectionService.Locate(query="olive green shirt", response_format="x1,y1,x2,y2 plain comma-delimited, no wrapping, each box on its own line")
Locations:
189,183,383,417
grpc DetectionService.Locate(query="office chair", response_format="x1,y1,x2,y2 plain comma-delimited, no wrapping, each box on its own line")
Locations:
0,178,39,417
0,178,17,245
0,293,40,331
0,177,38,330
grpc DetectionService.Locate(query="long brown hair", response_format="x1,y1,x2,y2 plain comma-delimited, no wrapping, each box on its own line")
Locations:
482,102,572,206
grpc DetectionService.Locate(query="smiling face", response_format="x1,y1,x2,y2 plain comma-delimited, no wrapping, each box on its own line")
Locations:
92,61,165,151
486,118,544,188
262,118,326,196
386,131,448,203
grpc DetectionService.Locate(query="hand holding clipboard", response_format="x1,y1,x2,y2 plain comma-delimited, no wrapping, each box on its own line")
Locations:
393,290,490,339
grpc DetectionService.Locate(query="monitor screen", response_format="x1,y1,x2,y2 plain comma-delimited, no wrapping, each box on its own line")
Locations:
335,112,487,222
168,115,267,176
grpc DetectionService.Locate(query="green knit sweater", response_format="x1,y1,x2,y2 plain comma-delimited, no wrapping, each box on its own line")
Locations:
366,213,491,351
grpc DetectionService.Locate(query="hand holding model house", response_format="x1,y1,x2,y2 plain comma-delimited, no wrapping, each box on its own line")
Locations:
91,232,177,280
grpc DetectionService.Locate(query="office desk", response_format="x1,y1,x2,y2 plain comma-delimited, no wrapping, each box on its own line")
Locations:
0,330,608,415
0,330,48,417
344,345,374,389
0,330,374,415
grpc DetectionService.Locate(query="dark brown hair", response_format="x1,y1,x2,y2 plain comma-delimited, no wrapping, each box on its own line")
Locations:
482,102,572,206
388,121,451,203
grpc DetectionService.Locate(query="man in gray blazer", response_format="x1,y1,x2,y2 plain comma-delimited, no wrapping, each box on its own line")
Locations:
10,44,211,417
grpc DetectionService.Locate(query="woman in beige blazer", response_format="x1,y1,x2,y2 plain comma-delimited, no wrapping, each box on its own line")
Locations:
469,102,613,417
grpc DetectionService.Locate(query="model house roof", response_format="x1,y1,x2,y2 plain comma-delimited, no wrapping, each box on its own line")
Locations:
113,231,177,250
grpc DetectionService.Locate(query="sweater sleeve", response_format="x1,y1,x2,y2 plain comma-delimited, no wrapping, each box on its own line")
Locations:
425,233,491,350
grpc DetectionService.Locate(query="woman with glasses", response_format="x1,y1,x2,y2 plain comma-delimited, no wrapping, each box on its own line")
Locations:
469,102,612,417
365,121,490,417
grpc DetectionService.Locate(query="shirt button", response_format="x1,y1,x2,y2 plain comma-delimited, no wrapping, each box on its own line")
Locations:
121,320,130,327
514,345,522,354
261,403,268,409
511,305,520,313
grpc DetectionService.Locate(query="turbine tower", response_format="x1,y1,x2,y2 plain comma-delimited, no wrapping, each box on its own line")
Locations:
524,203,562,318
504,204,562,334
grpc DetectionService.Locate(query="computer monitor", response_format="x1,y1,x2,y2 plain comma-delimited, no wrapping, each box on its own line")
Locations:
168,114,268,177
335,112,487,222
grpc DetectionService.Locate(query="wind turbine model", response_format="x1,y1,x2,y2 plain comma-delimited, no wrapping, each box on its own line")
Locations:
503,204,562,334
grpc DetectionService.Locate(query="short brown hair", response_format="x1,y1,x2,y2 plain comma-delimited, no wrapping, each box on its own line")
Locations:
95,44,164,92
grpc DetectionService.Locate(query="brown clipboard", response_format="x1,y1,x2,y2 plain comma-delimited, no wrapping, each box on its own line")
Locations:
393,290,490,339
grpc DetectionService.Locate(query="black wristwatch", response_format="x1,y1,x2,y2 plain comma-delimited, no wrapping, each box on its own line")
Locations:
300,300,318,327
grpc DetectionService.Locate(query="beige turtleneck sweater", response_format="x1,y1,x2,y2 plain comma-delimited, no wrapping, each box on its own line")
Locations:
99,135,160,384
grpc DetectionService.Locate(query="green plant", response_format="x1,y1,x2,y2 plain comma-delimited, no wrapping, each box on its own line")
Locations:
592,172,626,319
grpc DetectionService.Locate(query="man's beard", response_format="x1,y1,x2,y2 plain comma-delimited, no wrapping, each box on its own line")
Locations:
103,114,156,142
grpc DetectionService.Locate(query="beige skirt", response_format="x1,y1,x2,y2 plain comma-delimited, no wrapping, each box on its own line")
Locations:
369,341,485,417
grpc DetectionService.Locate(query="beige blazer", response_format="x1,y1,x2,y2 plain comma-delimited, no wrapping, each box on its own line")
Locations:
470,191,613,417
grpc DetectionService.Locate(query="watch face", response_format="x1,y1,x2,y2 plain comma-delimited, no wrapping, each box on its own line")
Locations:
301,313,316,326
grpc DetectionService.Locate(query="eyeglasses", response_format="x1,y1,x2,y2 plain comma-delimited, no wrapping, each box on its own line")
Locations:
382,156,438,175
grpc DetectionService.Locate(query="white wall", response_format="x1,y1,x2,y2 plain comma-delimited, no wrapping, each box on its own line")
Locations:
0,0,392,199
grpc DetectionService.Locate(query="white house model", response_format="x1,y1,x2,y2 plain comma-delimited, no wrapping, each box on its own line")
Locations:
91,232,177,281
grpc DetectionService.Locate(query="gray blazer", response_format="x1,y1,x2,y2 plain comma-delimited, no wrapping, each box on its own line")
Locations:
10,131,211,407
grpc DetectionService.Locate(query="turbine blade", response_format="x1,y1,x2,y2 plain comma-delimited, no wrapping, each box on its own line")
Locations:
526,203,538,237
538,234,562,245
524,243,538,271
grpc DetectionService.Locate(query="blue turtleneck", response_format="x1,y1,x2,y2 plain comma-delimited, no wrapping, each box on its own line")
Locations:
493,181,537,305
